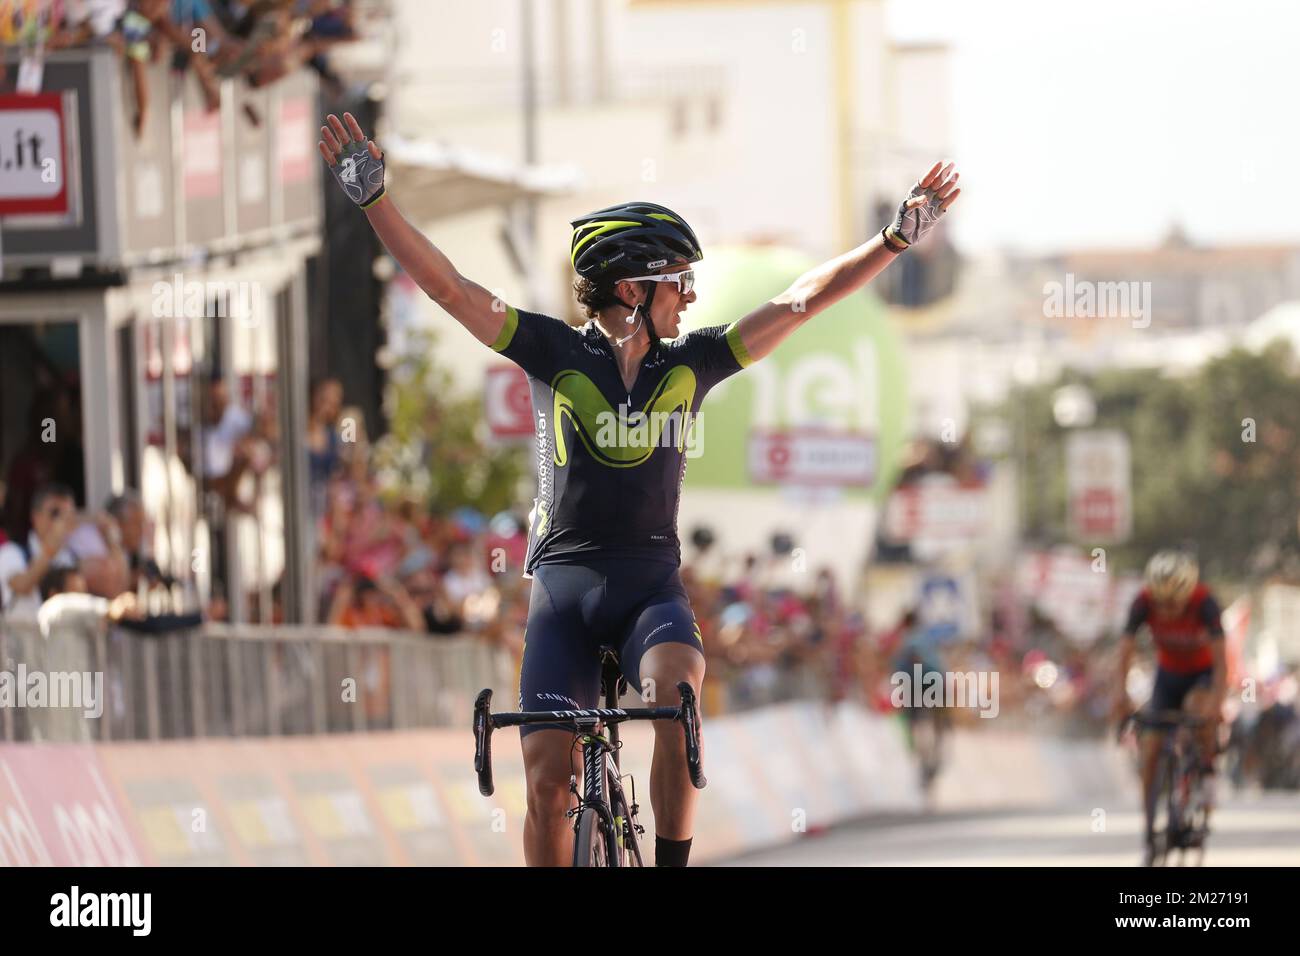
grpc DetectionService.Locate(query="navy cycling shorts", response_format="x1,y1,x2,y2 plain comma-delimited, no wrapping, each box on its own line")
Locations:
1149,666,1213,713
517,558,703,738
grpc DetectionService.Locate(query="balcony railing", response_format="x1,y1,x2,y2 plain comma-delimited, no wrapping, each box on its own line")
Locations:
0,46,321,275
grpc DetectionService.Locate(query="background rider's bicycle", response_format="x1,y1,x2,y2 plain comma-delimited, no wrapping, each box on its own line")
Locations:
473,647,706,866
1121,710,1213,867
907,706,946,793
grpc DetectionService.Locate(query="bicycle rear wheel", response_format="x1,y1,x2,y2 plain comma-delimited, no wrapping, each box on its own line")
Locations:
1165,748,1199,863
573,807,616,868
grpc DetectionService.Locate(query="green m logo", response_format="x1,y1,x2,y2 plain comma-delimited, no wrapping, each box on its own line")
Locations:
553,366,699,467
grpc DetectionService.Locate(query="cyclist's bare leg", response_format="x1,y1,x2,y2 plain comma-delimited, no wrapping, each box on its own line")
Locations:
521,729,580,866
639,642,706,841
1183,686,1219,817
1182,687,1219,766
1138,728,1164,840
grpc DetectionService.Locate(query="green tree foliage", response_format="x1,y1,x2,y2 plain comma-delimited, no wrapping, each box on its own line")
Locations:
371,328,529,515
994,343,1300,582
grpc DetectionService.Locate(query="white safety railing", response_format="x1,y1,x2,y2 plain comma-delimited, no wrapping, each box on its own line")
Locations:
0,618,511,743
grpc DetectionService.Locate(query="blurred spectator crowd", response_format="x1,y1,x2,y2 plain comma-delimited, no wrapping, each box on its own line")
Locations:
1,0,357,133
6,370,1298,780
0,480,196,636
304,376,527,653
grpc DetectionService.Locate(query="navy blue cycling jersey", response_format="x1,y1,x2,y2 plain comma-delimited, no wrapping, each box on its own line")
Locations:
490,306,752,574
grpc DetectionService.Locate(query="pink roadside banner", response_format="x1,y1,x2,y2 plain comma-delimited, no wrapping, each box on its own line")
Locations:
0,745,142,866
0,703,924,867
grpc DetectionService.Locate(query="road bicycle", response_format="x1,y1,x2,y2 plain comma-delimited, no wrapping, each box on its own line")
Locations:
1122,710,1213,867
473,646,705,866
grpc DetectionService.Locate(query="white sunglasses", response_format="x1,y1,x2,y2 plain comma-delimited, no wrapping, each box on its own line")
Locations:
622,270,695,295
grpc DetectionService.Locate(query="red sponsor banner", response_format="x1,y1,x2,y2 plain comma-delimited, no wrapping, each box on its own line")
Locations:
182,110,222,199
278,98,312,185
882,483,987,544
1064,429,1132,543
747,428,875,487
0,747,143,866
484,364,533,439
1071,488,1119,537
0,92,69,216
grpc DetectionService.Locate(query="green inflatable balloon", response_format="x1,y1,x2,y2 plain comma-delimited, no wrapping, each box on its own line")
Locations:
678,245,908,500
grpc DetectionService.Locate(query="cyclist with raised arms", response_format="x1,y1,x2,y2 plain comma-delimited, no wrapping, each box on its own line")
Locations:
318,112,960,866
1114,550,1227,865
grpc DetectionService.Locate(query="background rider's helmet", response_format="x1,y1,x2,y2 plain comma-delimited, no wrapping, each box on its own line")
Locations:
1144,550,1199,604
569,201,703,284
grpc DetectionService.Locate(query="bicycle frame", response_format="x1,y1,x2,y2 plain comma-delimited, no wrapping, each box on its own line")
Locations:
472,677,706,866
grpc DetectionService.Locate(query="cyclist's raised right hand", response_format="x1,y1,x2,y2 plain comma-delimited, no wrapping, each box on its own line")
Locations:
318,112,513,348
319,112,387,209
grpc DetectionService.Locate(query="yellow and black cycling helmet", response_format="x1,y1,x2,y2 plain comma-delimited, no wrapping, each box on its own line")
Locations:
570,201,702,283
1145,550,1199,604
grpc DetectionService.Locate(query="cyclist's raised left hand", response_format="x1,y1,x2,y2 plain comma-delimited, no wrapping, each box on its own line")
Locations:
885,161,962,248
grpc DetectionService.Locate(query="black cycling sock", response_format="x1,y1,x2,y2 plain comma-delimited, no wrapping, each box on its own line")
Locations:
655,836,692,867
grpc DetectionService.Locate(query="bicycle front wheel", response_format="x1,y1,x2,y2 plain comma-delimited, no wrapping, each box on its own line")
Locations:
912,711,943,787
609,784,644,867
573,807,616,868
1146,747,1176,866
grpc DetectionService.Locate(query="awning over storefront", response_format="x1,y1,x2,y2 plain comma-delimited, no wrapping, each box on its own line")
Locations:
383,136,579,222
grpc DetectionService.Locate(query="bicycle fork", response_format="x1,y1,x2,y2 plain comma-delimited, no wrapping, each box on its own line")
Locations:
566,723,643,858
567,724,615,830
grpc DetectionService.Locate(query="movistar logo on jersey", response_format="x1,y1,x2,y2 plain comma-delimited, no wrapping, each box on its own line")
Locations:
552,366,705,466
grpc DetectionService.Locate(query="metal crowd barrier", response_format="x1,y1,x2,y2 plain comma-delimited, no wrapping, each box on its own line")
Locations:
0,618,510,744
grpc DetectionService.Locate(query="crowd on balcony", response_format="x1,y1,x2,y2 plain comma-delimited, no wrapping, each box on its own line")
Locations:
1,0,357,133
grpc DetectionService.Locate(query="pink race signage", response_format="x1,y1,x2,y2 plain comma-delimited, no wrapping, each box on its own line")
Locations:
0,746,143,867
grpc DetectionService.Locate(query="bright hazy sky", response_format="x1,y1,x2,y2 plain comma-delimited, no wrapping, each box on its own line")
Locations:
886,0,1297,254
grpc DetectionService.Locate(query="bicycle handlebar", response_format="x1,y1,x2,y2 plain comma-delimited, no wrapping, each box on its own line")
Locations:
472,682,707,796
1117,709,1208,742
473,689,495,796
676,681,707,790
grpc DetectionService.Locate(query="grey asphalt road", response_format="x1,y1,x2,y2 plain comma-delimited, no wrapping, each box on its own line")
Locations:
720,791,1300,866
